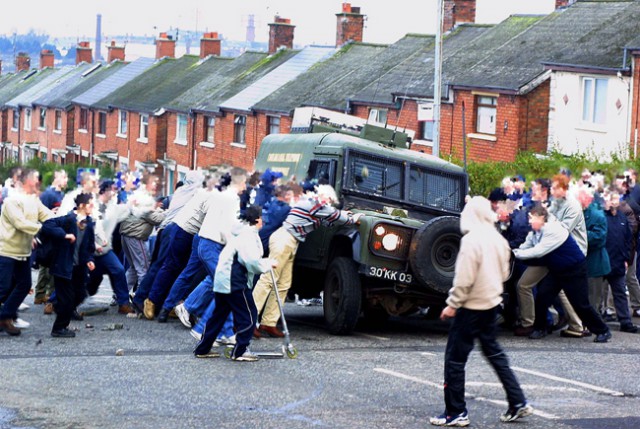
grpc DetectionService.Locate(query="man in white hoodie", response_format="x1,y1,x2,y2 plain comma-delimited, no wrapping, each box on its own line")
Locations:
430,197,532,427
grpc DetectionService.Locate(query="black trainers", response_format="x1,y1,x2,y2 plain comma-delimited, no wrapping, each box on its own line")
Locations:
51,328,76,338
593,330,612,343
429,410,470,427
528,330,547,340
500,403,533,422
620,323,638,333
157,308,170,323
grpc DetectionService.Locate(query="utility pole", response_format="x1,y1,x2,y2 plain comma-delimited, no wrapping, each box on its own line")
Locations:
432,0,444,158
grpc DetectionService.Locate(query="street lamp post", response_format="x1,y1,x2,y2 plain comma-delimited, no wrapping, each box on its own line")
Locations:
432,0,444,158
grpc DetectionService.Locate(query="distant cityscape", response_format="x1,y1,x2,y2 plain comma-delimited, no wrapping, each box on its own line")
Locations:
0,14,272,72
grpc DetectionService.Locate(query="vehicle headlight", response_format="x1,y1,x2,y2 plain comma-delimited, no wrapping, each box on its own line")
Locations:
381,233,400,251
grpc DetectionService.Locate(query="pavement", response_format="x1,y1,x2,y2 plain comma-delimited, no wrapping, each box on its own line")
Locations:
1,273,640,429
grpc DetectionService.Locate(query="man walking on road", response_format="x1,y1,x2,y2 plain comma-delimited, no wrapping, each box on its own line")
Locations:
430,196,532,427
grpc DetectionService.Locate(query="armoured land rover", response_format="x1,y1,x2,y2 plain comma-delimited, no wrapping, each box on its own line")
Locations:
254,108,468,334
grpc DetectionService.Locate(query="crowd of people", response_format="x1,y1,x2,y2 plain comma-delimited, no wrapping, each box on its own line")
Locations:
490,168,640,341
0,165,360,361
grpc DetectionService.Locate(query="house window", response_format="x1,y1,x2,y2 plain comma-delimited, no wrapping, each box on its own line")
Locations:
421,121,434,141
98,111,107,135
139,114,149,140
12,110,19,129
79,108,88,130
39,107,46,129
176,114,188,143
234,115,246,144
52,153,58,164
476,95,497,135
582,77,608,124
267,116,280,135
118,111,128,135
24,108,32,131
204,116,215,143
368,108,388,125
54,110,62,131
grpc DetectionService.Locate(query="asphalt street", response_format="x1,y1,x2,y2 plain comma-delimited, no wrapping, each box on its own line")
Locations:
1,275,640,429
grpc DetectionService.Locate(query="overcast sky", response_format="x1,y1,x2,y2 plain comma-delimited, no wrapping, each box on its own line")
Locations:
1,0,556,45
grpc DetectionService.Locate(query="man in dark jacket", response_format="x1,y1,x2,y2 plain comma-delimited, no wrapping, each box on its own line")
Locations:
603,190,638,333
513,204,611,342
41,193,96,338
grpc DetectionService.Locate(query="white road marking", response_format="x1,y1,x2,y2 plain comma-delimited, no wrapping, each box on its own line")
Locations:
474,396,558,419
420,352,437,356
355,333,390,341
512,366,625,397
374,368,557,419
467,382,582,392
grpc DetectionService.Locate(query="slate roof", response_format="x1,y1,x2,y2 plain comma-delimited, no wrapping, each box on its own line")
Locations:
166,51,271,113
0,69,54,109
73,57,156,108
189,49,300,114
96,55,232,113
220,45,336,112
5,65,83,108
33,62,127,110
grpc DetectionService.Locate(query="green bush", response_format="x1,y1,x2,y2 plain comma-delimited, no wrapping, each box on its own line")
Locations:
457,150,639,197
0,160,114,190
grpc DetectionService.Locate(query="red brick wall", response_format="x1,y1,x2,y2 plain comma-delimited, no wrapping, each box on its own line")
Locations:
107,46,125,63
40,50,54,69
336,12,364,46
76,42,93,64
73,106,92,160
517,80,550,153
165,111,193,168
0,109,7,142
200,33,221,58
443,0,476,32
268,20,295,54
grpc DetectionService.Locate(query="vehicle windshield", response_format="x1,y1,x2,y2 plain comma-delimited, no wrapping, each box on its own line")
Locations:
343,149,464,213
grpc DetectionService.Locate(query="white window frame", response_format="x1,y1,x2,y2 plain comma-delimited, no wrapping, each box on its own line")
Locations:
267,115,280,135
39,107,46,129
205,116,215,143
368,108,388,125
24,108,32,131
581,76,608,125
118,110,128,136
138,114,149,142
54,110,62,132
12,110,19,130
175,114,188,145
233,114,246,145
475,95,497,135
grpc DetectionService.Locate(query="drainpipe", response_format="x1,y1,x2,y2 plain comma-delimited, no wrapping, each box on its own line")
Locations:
190,109,197,170
90,110,95,165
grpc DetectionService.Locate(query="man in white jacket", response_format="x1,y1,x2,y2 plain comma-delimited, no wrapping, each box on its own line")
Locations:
430,197,532,427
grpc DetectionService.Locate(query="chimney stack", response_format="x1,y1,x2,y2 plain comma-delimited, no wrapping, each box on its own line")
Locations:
200,32,221,58
246,15,256,43
76,41,93,64
443,0,476,33
155,32,176,59
336,3,365,47
268,16,295,54
40,49,55,69
95,14,103,61
107,41,126,63
15,52,31,72
555,0,576,9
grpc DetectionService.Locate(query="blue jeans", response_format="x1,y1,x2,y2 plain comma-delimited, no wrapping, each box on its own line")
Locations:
148,226,193,307
444,306,526,414
133,223,176,307
162,234,203,311
183,238,223,315
0,256,32,320
89,250,129,305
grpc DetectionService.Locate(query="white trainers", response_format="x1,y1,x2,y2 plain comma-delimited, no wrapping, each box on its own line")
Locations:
220,334,236,345
175,303,192,328
18,303,30,312
13,318,31,329
232,348,259,362
190,329,202,341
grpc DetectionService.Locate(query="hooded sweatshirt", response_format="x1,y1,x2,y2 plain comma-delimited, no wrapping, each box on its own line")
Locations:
213,222,272,294
446,196,511,310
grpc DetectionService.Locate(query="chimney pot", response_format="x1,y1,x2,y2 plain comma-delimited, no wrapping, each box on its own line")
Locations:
336,4,365,47
156,32,176,59
200,31,222,58
76,41,93,64
40,49,55,69
107,41,126,63
268,17,295,54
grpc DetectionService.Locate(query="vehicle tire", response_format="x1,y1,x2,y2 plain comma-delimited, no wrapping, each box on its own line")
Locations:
409,216,461,294
323,257,362,335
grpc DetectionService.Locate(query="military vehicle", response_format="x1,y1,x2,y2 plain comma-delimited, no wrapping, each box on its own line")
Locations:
255,108,468,334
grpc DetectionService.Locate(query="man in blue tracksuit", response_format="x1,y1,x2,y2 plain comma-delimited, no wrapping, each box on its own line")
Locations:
513,203,612,342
